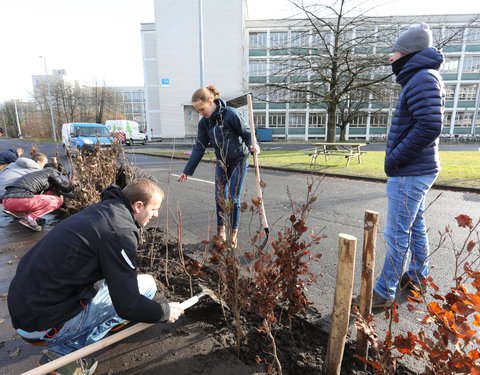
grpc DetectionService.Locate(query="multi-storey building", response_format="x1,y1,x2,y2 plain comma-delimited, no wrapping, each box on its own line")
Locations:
142,3,480,140
109,87,147,131
247,14,480,140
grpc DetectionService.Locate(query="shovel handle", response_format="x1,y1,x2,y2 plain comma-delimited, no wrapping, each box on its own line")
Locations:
21,294,204,375
247,94,269,233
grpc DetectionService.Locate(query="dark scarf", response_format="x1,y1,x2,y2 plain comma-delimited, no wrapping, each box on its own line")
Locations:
392,51,419,76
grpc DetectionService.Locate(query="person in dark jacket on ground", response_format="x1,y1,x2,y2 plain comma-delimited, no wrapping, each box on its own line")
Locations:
178,85,259,246
369,23,444,309
2,166,73,231
0,152,48,201
8,179,184,375
0,147,24,171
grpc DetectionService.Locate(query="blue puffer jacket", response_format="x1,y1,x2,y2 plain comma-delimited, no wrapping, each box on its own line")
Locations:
183,98,252,176
385,47,445,177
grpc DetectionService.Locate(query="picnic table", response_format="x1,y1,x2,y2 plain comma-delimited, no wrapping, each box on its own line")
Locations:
310,142,367,167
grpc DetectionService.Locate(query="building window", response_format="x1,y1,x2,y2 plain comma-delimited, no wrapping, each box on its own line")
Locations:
269,113,286,127
454,111,474,127
441,57,460,73
467,27,480,43
463,56,480,72
370,113,389,127
309,113,326,127
249,60,267,76
291,31,309,47
249,32,267,48
270,32,288,48
443,27,464,45
254,113,266,126
269,61,288,75
290,87,308,102
458,85,478,101
269,88,289,103
349,114,367,127
289,113,306,127
445,85,456,101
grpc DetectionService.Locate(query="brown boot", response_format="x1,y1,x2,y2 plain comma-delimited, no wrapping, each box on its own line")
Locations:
231,229,238,248
217,226,226,242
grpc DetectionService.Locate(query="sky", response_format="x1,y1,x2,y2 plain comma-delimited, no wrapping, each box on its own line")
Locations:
1,0,479,102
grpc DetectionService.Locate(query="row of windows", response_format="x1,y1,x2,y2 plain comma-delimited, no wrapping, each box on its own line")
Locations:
253,112,480,128
445,84,479,101
441,56,480,73
251,83,480,103
249,27,480,49
250,56,480,77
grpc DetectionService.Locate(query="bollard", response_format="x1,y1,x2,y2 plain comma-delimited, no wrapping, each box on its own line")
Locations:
324,233,357,375
356,210,379,370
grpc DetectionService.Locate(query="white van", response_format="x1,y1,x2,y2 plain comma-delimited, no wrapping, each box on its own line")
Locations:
104,120,147,146
61,123,112,156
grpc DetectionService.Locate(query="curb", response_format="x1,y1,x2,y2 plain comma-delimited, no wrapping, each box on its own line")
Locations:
125,151,480,195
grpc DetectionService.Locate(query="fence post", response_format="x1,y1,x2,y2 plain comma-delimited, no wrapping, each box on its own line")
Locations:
325,233,357,375
356,210,379,369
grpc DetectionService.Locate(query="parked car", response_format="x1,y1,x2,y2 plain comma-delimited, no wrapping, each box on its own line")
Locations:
61,123,112,156
105,120,147,146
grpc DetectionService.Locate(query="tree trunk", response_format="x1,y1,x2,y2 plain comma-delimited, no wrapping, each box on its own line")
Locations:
327,102,337,143
339,125,346,141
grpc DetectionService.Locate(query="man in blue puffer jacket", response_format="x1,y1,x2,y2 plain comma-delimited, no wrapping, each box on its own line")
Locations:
371,23,445,308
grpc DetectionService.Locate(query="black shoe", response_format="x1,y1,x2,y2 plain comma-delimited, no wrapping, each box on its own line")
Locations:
400,273,427,294
352,290,393,309
36,217,46,225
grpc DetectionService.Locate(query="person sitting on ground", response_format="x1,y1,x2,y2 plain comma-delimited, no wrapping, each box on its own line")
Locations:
0,128,4,137
2,166,74,231
8,179,184,375
0,152,48,202
0,147,24,171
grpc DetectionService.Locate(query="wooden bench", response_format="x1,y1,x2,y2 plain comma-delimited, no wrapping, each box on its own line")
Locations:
310,142,367,167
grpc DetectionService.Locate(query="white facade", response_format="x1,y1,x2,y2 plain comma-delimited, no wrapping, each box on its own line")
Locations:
142,0,247,139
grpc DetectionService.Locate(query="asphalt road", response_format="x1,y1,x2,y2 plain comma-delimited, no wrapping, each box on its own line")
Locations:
1,138,479,372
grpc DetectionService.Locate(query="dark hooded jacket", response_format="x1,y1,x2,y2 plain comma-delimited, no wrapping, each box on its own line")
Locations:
183,98,252,176
385,47,445,177
3,167,72,199
8,186,170,332
0,148,20,164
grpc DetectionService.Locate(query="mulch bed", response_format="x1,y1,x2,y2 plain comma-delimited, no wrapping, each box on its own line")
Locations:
135,227,415,375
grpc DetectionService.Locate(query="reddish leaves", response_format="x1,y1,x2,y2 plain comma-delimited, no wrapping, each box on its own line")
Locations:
456,214,473,229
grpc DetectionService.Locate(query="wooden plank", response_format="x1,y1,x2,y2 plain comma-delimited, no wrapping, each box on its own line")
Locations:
325,233,357,375
356,211,379,370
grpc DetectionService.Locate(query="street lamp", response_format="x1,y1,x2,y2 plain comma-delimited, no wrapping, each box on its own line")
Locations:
39,56,57,142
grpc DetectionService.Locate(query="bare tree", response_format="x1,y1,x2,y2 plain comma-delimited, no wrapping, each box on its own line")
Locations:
254,0,478,142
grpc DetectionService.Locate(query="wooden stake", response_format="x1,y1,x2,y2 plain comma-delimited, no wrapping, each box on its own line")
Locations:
325,233,357,375
356,210,379,369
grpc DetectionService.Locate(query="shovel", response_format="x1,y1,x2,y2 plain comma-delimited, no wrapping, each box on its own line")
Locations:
246,93,270,249
227,93,270,249
22,285,218,375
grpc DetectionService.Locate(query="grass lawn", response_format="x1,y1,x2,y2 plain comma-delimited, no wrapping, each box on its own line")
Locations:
147,150,480,190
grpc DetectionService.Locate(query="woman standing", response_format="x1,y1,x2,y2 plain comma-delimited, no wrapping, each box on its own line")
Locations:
178,85,259,246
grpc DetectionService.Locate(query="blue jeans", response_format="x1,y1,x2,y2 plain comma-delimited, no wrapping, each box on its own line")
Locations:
39,275,156,356
374,174,438,300
215,158,248,229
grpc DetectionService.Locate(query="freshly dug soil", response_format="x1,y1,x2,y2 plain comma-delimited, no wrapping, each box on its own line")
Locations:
136,228,414,375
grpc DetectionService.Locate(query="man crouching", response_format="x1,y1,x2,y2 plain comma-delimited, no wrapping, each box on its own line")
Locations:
8,179,184,375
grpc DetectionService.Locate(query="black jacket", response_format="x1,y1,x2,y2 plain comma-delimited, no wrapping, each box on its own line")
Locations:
0,148,19,164
3,167,72,199
8,186,170,331
183,98,252,176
